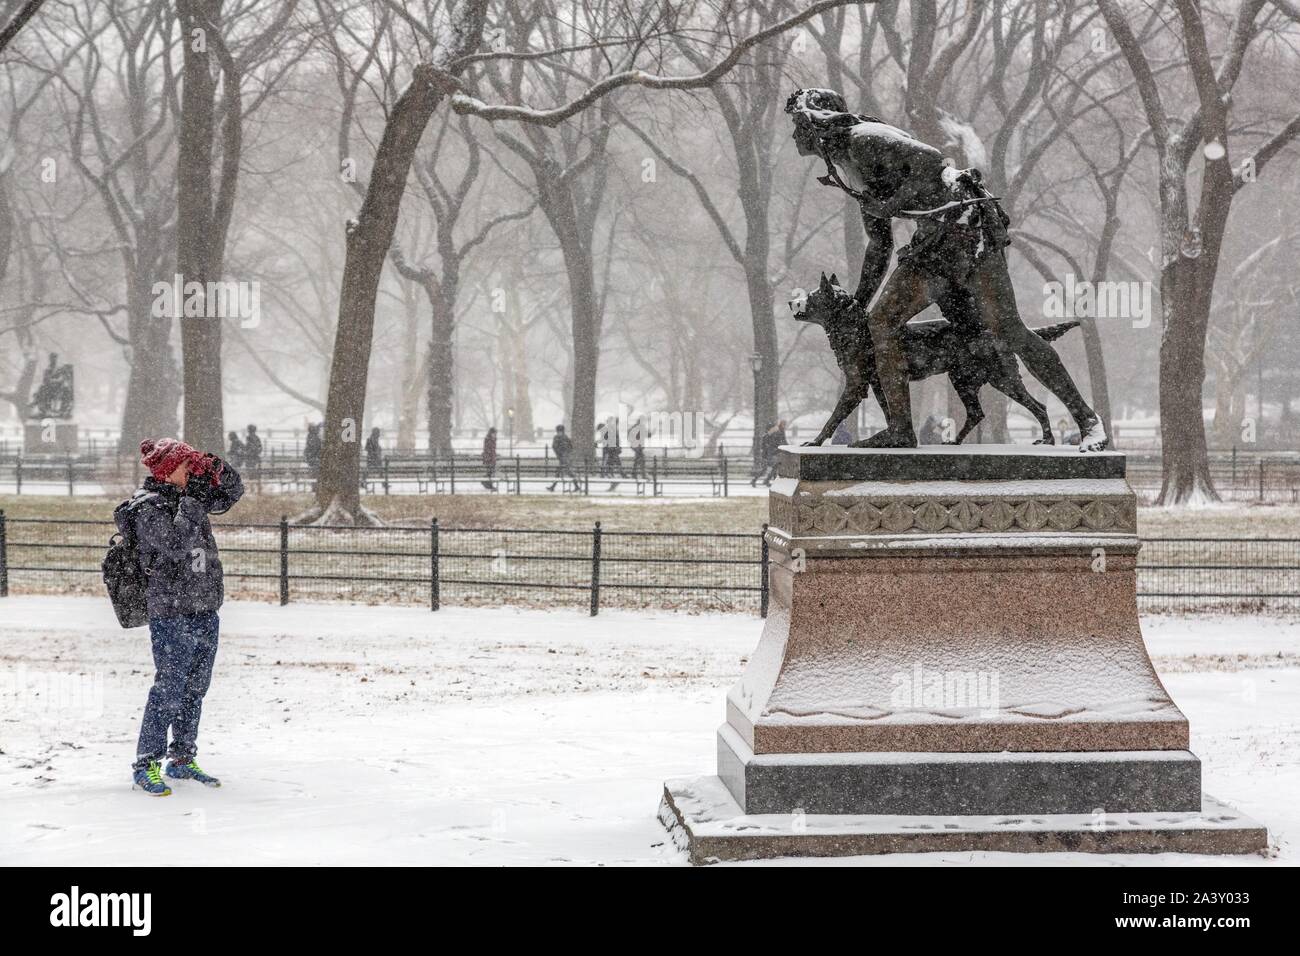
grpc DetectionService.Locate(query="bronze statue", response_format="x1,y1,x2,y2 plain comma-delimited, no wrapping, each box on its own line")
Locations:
793,272,1081,446
27,352,75,420
786,88,1108,452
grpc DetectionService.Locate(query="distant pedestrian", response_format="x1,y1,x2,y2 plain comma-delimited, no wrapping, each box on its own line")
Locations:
629,417,649,480
761,420,787,485
599,419,626,489
832,420,852,445
919,415,943,445
548,424,578,492
751,422,775,487
303,423,323,475
226,430,245,469
482,427,498,491
365,427,383,470
359,426,383,489
752,420,786,486
1058,417,1080,445
243,424,262,475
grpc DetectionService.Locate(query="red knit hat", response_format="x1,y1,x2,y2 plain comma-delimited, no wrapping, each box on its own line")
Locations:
140,438,202,481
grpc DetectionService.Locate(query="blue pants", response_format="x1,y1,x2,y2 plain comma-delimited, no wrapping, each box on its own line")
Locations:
134,611,220,769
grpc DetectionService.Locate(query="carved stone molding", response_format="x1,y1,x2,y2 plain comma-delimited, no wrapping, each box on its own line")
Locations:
770,495,1136,536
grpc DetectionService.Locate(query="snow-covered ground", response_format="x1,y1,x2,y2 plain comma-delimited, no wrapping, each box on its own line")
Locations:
1,596,1295,866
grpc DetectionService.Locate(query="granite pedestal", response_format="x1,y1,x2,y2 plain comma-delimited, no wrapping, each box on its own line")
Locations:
23,420,78,455
661,445,1267,862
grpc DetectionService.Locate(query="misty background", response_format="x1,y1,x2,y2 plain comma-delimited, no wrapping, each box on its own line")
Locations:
2,0,1299,510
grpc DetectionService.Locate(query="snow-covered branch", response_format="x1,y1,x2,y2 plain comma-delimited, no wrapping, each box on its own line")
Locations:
449,0,867,127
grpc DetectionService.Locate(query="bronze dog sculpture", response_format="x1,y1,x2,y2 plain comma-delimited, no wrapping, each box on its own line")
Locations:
793,273,1079,447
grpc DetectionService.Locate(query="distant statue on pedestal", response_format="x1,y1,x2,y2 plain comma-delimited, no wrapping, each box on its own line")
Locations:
27,352,75,420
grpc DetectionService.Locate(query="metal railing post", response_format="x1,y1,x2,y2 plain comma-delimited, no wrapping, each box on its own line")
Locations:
651,456,658,496
722,456,729,497
450,454,456,495
515,455,521,495
383,457,391,495
279,515,290,606
67,455,74,496
590,520,601,616
430,517,440,611
15,457,21,495
0,509,8,598
759,523,769,618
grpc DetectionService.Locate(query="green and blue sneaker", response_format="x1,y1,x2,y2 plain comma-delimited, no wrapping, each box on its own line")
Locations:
165,758,221,787
132,760,172,796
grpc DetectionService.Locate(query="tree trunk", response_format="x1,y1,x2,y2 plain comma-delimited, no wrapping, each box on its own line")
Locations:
427,299,455,457
395,281,421,452
498,303,533,441
1156,257,1220,504
120,273,182,454
1077,317,1112,443
745,258,778,458
177,0,225,454
1155,125,1235,503
313,3,488,522
0,180,41,421
566,249,600,461
743,220,778,460
982,389,1010,442
315,78,476,517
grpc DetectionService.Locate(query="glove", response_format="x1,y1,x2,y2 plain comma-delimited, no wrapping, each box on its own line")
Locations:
191,453,223,479
185,454,223,506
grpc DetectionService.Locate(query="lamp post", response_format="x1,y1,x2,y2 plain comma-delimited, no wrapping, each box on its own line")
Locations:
749,350,764,467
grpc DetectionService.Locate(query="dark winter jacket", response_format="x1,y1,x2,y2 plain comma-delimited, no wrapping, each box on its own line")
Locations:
552,432,573,462
304,427,323,467
760,428,784,461
114,464,244,620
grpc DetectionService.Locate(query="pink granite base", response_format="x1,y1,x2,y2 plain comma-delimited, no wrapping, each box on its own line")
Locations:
728,542,1188,755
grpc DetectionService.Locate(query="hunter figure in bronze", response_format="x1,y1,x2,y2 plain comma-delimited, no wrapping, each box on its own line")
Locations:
785,88,1108,452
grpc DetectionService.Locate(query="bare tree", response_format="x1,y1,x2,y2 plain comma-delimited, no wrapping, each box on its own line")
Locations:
1207,232,1300,445
309,0,862,523
45,0,183,452
393,110,535,454
174,0,303,452
307,0,490,523
1098,0,1300,503
619,1,799,465
0,0,47,56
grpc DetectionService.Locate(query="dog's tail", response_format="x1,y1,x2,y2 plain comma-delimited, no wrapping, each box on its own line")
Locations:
1032,319,1081,342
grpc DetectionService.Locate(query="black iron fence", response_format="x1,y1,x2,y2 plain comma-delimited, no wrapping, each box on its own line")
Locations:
0,510,1297,614
0,512,770,616
0,450,755,498
4,448,1300,502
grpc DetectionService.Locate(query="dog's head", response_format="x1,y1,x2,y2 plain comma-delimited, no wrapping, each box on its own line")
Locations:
790,272,855,328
